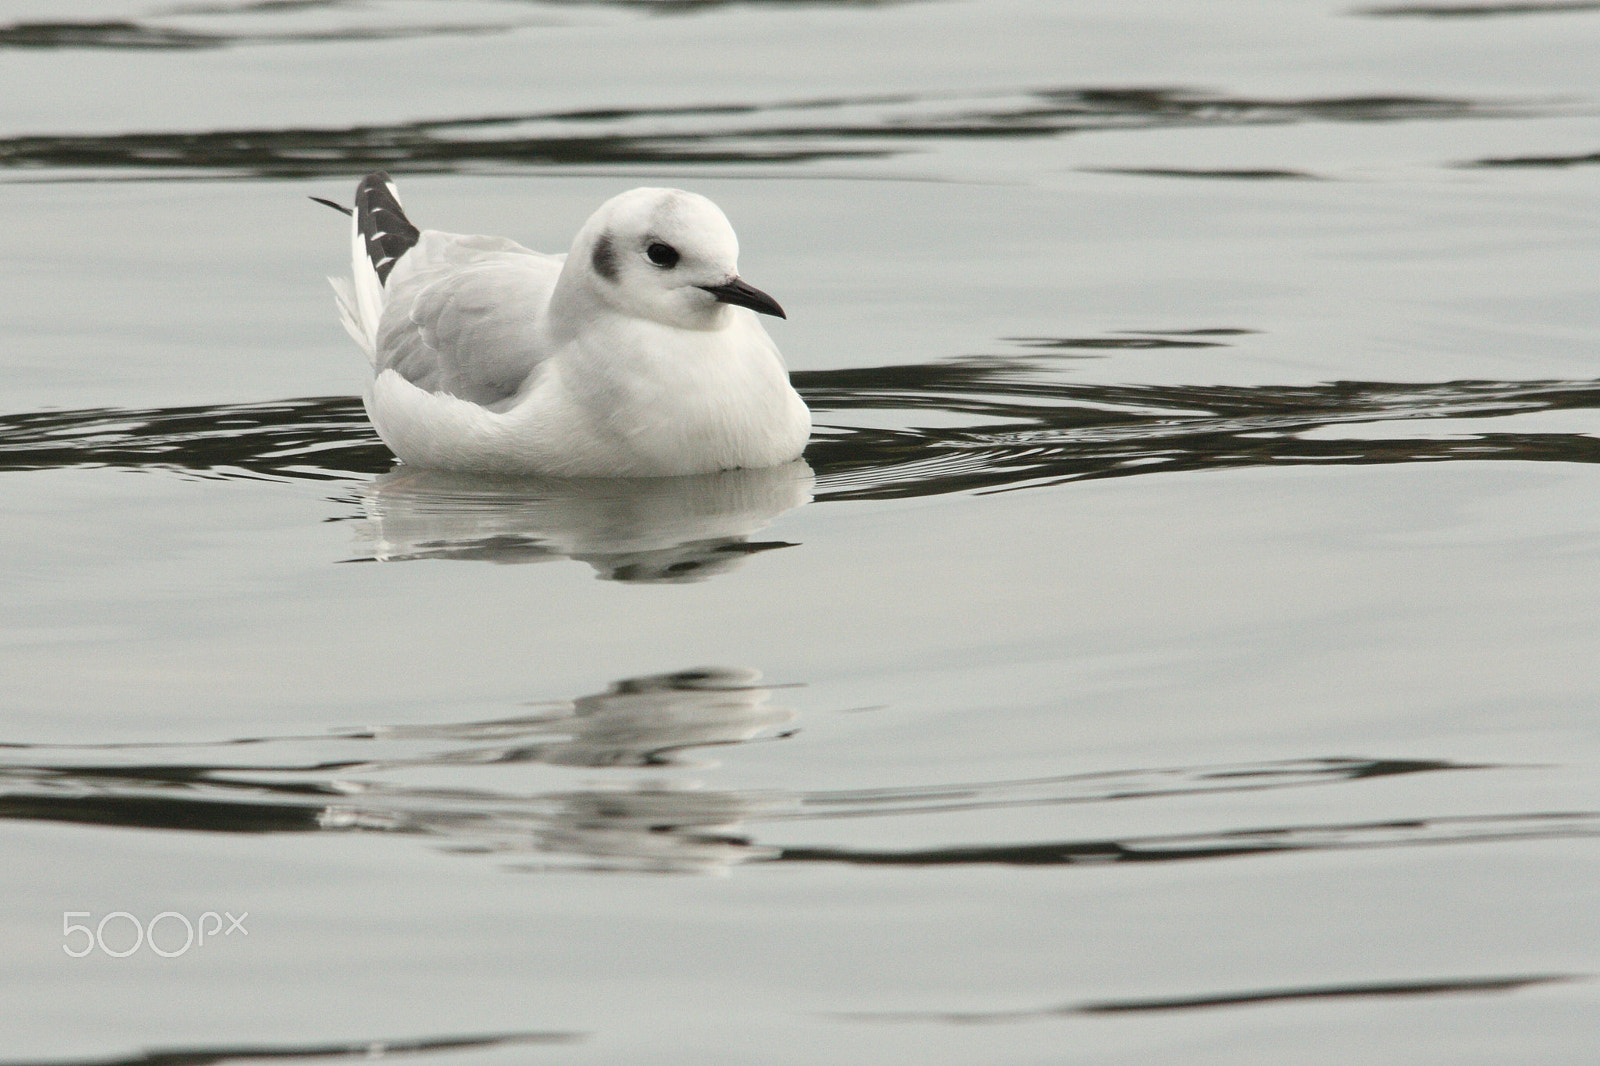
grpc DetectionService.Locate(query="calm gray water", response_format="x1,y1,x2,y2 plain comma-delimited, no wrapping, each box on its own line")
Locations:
2,0,1598,1062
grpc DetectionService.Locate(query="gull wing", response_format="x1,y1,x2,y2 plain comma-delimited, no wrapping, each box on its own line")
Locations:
375,232,566,408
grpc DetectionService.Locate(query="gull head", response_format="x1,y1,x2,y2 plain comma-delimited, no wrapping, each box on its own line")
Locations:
573,188,786,331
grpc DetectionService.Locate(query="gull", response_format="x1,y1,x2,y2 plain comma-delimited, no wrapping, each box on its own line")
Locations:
317,173,810,477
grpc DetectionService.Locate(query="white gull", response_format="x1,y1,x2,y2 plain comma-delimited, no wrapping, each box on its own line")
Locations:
320,173,810,477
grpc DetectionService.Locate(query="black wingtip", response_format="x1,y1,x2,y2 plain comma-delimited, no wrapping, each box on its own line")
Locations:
309,196,353,217
353,173,421,285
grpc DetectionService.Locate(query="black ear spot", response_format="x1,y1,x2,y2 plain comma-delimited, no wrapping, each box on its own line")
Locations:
591,234,618,281
646,242,680,268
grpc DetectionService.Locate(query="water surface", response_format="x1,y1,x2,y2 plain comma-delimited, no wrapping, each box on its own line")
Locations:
1,0,1598,1063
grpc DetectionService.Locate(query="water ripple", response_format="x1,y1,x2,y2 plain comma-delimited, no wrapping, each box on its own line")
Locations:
0,667,1574,873
1357,1,1600,17
0,89,1544,177
9,0,1583,61
0,18,519,50
0,1030,582,1066
779,811,1600,867
6,359,1600,500
839,973,1580,1023
1462,148,1600,168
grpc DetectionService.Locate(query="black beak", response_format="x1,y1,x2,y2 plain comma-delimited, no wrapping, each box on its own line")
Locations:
698,277,786,319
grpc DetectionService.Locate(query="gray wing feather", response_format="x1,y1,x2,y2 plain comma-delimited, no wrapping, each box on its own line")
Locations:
376,232,565,407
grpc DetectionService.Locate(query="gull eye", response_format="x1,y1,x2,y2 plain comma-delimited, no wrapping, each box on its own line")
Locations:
646,242,680,268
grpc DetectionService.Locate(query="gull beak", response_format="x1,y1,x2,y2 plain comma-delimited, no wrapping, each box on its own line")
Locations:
698,277,786,319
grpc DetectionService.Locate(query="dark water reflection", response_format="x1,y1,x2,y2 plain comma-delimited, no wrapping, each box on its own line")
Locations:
2,666,1590,874
6,358,1600,499
1083,166,1321,180
780,811,1600,867
0,1030,581,1066
0,89,1544,177
1357,2,1600,17
843,973,1579,1023
8,353,1600,581
1464,149,1600,168
0,18,518,50
0,0,921,55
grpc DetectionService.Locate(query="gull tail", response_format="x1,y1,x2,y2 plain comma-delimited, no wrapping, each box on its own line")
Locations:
319,172,420,364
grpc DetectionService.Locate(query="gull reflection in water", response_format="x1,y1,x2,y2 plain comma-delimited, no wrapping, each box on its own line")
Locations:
329,667,801,873
367,667,799,769
346,460,813,582
2,665,1557,877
